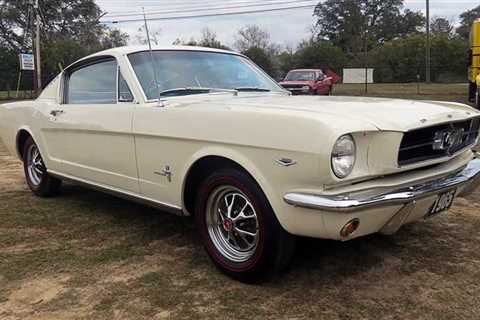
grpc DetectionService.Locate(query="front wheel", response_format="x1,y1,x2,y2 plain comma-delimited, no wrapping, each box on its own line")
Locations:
195,168,295,282
23,137,62,197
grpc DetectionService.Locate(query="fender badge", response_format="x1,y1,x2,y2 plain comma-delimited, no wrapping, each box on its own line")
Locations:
276,158,297,167
154,165,173,182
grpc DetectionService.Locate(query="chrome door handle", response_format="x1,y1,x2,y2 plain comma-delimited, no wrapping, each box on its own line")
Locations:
50,110,64,117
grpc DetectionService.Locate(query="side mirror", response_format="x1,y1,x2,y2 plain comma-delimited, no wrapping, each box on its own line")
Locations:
317,75,325,81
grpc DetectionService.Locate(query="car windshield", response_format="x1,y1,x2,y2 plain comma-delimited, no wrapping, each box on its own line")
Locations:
284,71,316,81
128,50,284,100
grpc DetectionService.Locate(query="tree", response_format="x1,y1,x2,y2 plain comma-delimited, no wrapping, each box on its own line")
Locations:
398,9,426,37
234,25,271,52
277,49,297,78
242,47,275,76
430,17,454,38
0,0,122,51
0,0,128,90
456,5,480,40
172,28,230,50
135,26,161,45
294,40,347,74
369,35,468,83
101,29,129,49
313,0,424,57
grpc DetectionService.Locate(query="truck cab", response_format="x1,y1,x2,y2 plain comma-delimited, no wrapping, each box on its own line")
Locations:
469,19,480,108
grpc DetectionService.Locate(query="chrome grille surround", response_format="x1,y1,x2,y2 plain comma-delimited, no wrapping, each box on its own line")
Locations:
398,117,480,166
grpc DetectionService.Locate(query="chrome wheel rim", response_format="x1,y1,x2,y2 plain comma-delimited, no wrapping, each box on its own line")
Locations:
206,186,259,263
26,144,45,186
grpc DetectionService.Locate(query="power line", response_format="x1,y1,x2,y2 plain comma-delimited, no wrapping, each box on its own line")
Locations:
103,0,315,18
102,3,316,24
103,0,285,15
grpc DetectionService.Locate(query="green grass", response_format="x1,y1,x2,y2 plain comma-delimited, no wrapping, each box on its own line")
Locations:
0,90,35,101
333,83,471,104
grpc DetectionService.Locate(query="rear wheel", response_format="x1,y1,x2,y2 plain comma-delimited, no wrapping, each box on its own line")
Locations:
23,137,62,197
195,168,295,282
476,88,480,109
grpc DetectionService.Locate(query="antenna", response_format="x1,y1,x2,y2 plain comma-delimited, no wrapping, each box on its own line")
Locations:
143,7,163,106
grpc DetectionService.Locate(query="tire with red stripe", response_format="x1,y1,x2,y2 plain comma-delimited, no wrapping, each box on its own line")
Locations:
195,168,295,282
476,88,480,110
23,137,62,197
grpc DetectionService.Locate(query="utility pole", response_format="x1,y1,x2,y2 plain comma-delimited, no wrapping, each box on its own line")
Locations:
364,29,368,94
34,0,42,95
426,0,431,83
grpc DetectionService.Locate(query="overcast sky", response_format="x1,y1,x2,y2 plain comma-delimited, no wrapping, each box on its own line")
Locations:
95,0,479,49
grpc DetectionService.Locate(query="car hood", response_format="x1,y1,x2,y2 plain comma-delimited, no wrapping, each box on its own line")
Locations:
217,95,479,132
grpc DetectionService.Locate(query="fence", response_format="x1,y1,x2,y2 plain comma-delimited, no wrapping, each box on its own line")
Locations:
0,70,36,101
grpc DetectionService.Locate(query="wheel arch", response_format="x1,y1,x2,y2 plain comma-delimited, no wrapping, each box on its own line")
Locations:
15,127,36,161
181,148,276,217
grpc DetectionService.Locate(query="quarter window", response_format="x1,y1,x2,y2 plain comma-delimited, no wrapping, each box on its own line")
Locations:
67,59,117,104
118,72,134,102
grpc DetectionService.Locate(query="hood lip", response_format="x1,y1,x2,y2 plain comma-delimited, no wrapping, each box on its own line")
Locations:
401,114,480,132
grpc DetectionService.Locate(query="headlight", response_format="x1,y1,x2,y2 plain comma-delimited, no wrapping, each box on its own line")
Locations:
302,85,310,92
331,134,356,178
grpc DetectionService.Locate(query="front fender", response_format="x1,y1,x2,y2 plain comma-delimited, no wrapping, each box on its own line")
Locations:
178,144,322,234
180,145,278,214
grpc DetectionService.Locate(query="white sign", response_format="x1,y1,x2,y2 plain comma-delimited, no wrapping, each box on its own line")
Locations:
19,53,35,71
343,68,374,84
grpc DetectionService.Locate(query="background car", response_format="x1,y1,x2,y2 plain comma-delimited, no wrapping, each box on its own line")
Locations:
279,68,340,95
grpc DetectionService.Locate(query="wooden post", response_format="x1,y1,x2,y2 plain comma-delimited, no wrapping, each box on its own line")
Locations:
16,71,22,98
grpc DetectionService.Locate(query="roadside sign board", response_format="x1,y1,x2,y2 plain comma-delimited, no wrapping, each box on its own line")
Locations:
19,53,35,71
343,68,374,84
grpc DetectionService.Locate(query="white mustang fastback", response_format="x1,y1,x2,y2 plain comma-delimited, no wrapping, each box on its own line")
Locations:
1,46,480,281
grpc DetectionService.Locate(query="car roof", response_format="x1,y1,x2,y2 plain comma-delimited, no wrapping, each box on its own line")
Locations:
83,45,243,60
63,45,246,72
288,69,323,72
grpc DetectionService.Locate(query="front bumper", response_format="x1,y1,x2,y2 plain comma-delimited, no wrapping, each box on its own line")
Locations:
283,87,310,94
284,158,480,213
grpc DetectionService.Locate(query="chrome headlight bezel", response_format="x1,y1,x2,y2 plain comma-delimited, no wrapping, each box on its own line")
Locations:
331,134,356,179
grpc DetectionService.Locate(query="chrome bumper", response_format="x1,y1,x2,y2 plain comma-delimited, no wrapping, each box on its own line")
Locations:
284,158,480,213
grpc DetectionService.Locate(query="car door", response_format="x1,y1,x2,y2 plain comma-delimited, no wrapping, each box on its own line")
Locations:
315,71,331,95
42,57,139,193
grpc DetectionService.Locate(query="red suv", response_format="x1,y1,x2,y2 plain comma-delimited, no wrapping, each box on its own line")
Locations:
279,69,334,95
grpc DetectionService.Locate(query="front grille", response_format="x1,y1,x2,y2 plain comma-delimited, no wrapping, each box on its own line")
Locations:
398,117,480,166
281,84,304,89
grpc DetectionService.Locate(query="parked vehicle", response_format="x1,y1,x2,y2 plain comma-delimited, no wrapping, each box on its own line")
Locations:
1,46,480,282
279,69,333,95
468,19,480,109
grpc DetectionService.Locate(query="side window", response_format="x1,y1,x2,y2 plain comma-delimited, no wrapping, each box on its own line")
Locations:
118,72,134,102
66,59,116,104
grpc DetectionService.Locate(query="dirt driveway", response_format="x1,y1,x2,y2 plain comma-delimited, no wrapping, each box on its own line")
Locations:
1,139,480,320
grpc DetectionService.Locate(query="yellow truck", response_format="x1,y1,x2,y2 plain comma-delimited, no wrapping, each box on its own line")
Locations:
469,19,480,108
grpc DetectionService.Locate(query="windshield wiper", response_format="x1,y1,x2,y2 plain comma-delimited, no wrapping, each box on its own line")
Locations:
160,87,238,97
234,87,271,92
160,87,210,96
